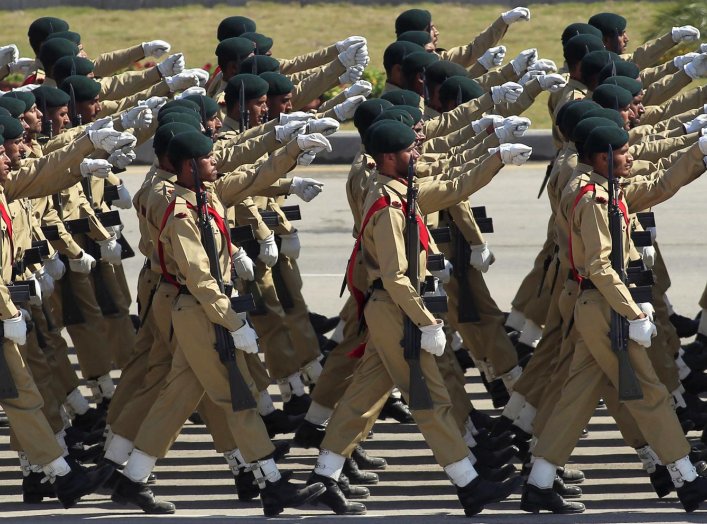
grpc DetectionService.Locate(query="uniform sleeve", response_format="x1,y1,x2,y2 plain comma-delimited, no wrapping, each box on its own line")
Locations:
235,198,272,241
639,60,678,86
423,93,493,139
625,32,676,70
214,130,279,173
372,208,436,327
474,62,518,91
318,90,346,113
92,44,145,77
291,60,345,111
641,85,707,126
629,133,696,163
41,199,83,258
496,77,542,118
642,70,692,107
98,67,161,101
447,200,485,245
279,44,338,75
438,16,508,68
0,284,19,321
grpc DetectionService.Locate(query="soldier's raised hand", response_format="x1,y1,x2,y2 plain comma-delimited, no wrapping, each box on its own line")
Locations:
279,111,313,125
275,120,307,143
490,143,533,165
684,54,707,79
334,95,366,121
306,117,340,136
478,46,506,70
0,45,19,68
537,73,567,92
527,58,557,74
8,58,34,76
511,48,537,75
344,80,372,98
80,158,112,178
495,116,531,142
339,64,365,85
491,82,523,104
472,114,503,134
158,53,185,77
336,36,367,53
290,176,323,202
502,7,530,24
672,25,700,43
142,40,171,58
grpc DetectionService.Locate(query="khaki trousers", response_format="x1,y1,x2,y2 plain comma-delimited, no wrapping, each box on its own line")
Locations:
100,261,136,369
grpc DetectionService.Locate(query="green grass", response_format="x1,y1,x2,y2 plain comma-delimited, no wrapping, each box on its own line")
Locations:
1,2,693,128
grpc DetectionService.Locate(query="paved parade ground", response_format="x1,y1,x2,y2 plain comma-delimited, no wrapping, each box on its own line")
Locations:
1,161,706,522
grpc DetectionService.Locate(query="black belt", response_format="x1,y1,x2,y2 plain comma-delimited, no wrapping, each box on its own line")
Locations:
178,284,233,296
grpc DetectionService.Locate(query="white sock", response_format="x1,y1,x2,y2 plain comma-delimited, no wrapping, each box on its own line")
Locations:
97,373,115,399
500,365,523,393
66,388,90,416
314,449,345,480
464,416,479,437
288,372,306,397
518,319,542,348
450,331,464,352
330,319,345,344
676,355,692,381
42,456,71,478
123,449,156,484
301,358,323,385
506,308,525,331
513,402,537,435
257,390,276,416
305,401,333,426
502,391,526,421
527,457,557,489
444,456,479,487
664,295,675,316
105,434,134,466
672,386,687,409
698,309,707,337
668,456,698,488
636,445,661,474
462,428,477,448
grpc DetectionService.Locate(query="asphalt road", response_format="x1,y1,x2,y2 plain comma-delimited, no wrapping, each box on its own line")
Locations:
1,162,706,523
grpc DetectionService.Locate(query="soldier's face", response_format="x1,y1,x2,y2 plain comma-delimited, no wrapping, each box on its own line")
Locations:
23,105,43,135
618,105,633,130
413,121,426,146
195,153,217,182
0,146,10,183
49,105,70,134
629,93,644,127
206,115,222,135
3,138,25,169
605,31,629,54
429,23,439,47
613,143,633,177
267,93,292,121
394,144,419,176
248,95,268,127
77,97,102,123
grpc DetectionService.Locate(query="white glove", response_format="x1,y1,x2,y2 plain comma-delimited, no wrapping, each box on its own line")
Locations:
35,269,54,298
89,129,136,153
338,41,367,68
184,68,210,87
231,322,259,354
527,58,557,74
469,242,494,273
275,120,307,143
289,176,323,202
0,45,18,68
477,46,506,70
673,52,699,69
174,86,206,99
142,40,171,58
44,252,65,280
107,224,123,240
157,53,185,77
257,233,278,267
628,316,657,348
495,116,531,142
68,251,96,273
333,94,366,121
232,248,255,281
296,132,332,156
13,84,41,93
471,114,504,134
637,302,655,323
107,148,136,171
3,309,28,346
420,320,446,357
80,159,112,178
344,80,372,98
519,70,545,85
98,237,122,265
699,135,707,154
511,48,537,75
164,71,200,92
279,111,313,125
27,275,43,307
297,151,318,166
685,115,707,134
502,7,531,24
336,36,367,53
491,82,523,104
120,105,153,130
339,64,365,85
641,245,656,268
672,26,700,43
306,117,340,136
490,143,533,165
8,58,34,76
431,259,452,284
140,96,168,118
87,117,112,132
537,73,568,93
279,232,301,259
111,183,133,209
684,54,707,80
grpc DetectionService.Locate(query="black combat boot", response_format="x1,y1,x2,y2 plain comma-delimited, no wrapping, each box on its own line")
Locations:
469,408,497,432
457,475,522,516
475,462,516,482
472,444,518,469
262,409,305,438
342,457,378,485
352,445,387,470
111,472,175,514
671,313,699,338
557,466,585,484
678,475,707,512
650,465,674,498
520,483,585,514
553,475,582,498
337,473,370,499
259,475,326,517
72,407,104,432
54,462,114,509
22,472,56,503
307,472,366,515
378,395,414,423
475,429,515,451
283,393,311,416
454,348,475,371
235,469,259,502
293,419,326,449
309,312,339,335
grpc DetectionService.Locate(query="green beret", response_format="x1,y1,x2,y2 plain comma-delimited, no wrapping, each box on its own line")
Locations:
397,31,432,48
0,108,9,117
380,89,421,108
581,50,620,82
3,91,35,112
158,106,200,121
588,12,627,37
592,83,633,109
167,130,214,164
602,75,642,96
383,41,424,73
353,99,393,136
563,34,605,65
182,94,219,119
439,76,484,105
598,60,639,82
583,107,625,128
557,99,600,139
28,17,69,53
159,99,200,118
153,122,196,156
53,55,94,85
217,16,257,41
60,75,100,103
425,60,468,87
225,73,270,106
364,120,417,156
240,32,273,55
561,23,603,46
46,30,81,45
584,125,629,157
259,72,293,96
216,37,256,63
397,104,422,124
572,116,621,144
0,116,24,140
158,112,202,129
33,85,70,109
239,55,280,75
38,38,79,76
395,9,432,36
401,51,439,78
0,97,27,118
373,107,415,128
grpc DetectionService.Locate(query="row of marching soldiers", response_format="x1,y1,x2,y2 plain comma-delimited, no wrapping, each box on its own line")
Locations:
0,5,706,518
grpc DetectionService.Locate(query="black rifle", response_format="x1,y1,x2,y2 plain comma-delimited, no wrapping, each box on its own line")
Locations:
68,84,82,128
471,206,494,233
199,96,213,139
38,96,53,144
191,159,256,411
607,144,643,401
636,212,655,229
239,80,249,133
400,156,433,410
